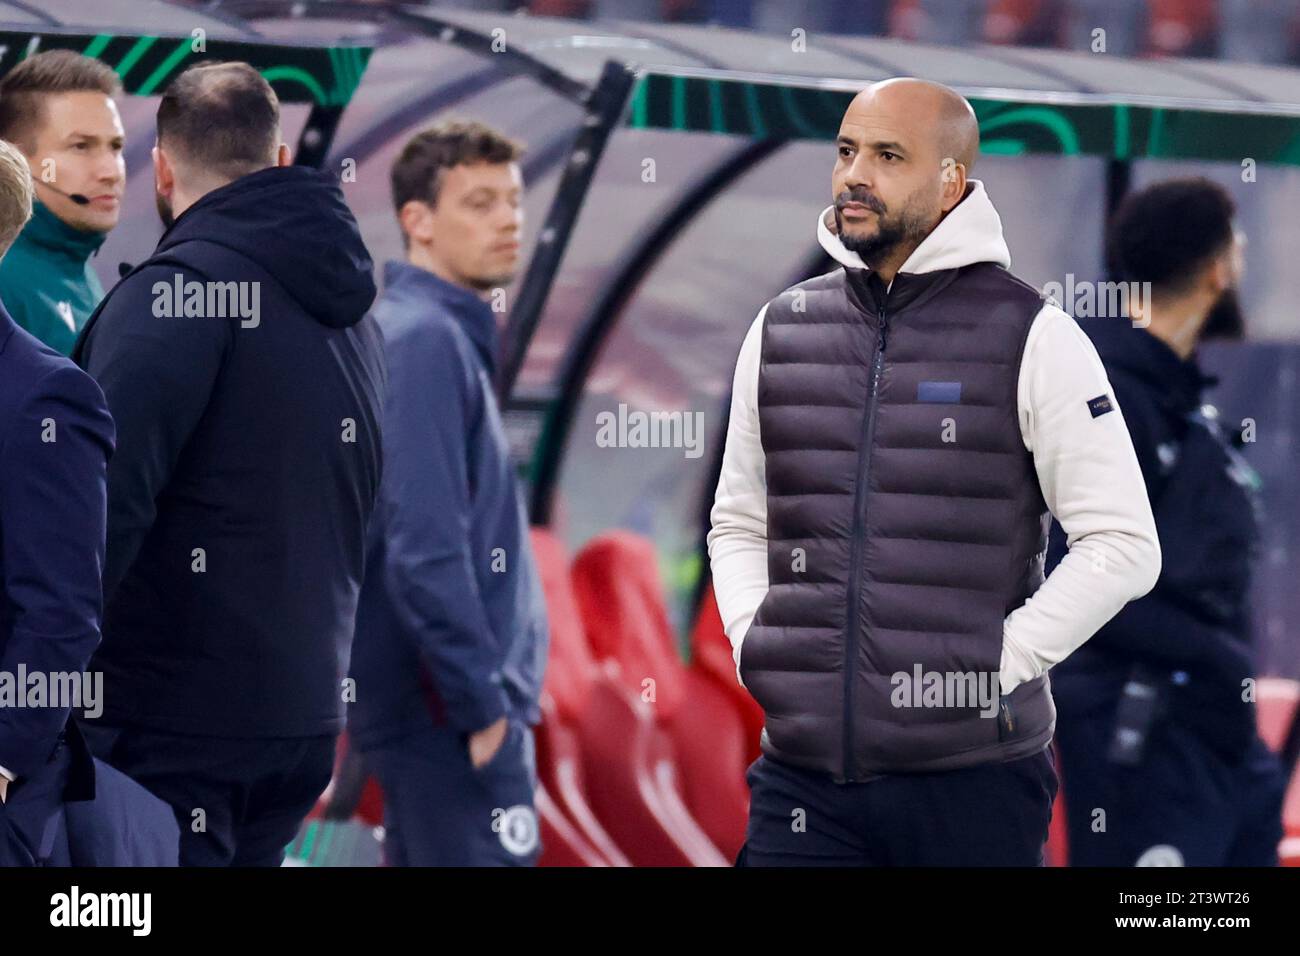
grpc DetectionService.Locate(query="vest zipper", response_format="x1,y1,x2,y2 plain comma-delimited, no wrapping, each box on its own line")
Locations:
841,304,889,783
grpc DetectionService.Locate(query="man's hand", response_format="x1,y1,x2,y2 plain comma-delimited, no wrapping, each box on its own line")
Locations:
468,716,509,769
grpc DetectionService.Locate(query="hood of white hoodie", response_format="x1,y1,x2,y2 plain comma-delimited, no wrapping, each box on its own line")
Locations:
816,178,1011,277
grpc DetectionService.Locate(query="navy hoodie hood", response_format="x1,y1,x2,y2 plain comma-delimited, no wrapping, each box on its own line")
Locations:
157,165,376,328
73,163,387,741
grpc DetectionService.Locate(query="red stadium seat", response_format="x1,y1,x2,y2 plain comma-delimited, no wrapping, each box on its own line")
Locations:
537,780,609,867
531,529,633,866
1044,747,1068,866
982,0,1066,47
534,695,630,866
1146,0,1218,57
532,528,599,727
1280,836,1300,867
689,584,764,766
354,773,384,829
673,667,751,859
570,533,686,713
1256,677,1300,864
534,528,724,865
571,531,746,863
578,662,726,866
1255,677,1300,754
1281,775,1300,867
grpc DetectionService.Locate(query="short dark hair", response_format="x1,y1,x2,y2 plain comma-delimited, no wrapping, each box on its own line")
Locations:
1107,177,1236,299
0,50,121,149
156,61,280,181
390,119,524,213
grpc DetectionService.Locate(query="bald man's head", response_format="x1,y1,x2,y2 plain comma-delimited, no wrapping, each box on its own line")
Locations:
857,78,980,170
830,78,980,278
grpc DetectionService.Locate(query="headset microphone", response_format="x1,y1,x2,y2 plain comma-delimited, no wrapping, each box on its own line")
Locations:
40,182,91,205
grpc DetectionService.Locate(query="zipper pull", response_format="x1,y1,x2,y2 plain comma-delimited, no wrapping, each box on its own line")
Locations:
880,311,889,351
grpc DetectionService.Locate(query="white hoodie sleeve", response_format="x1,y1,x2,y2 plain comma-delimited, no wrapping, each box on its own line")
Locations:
706,306,769,688
1000,303,1162,695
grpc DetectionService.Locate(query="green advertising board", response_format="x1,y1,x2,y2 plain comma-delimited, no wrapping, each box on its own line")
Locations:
0,30,370,106
629,71,1300,165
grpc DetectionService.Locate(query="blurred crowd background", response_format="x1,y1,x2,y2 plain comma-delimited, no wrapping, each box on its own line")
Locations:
315,0,1300,65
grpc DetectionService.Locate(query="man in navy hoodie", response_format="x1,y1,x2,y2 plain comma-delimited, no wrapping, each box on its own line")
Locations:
0,137,114,866
73,62,385,866
1047,179,1286,866
350,120,548,866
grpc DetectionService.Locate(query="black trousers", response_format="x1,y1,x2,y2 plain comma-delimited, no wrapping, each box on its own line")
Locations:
737,747,1058,866
81,723,334,867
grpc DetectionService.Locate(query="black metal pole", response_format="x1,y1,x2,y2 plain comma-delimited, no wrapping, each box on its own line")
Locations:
527,136,788,525
497,59,637,402
1103,157,1132,278
293,103,344,168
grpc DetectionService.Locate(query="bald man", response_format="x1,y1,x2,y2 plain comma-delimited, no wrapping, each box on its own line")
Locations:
708,79,1163,866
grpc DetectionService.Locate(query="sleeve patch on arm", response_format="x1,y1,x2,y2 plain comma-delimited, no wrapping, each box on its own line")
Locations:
1087,394,1114,418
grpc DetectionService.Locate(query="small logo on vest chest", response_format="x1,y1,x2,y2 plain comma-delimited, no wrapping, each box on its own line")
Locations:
917,380,962,403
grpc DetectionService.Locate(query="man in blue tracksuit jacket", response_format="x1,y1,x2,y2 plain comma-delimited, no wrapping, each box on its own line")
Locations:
350,120,548,866
1048,178,1287,866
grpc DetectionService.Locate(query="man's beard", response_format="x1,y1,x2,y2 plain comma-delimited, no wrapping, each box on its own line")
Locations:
1202,287,1245,341
156,191,174,230
834,189,936,269
468,270,517,293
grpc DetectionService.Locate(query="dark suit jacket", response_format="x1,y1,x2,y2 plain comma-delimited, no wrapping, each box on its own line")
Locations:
0,302,114,782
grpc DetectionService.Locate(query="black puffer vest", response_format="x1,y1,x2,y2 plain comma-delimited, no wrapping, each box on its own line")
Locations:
740,258,1056,781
